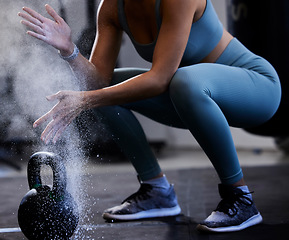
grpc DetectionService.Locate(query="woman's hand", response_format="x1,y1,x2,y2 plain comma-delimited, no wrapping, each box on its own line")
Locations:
18,4,74,55
33,91,86,144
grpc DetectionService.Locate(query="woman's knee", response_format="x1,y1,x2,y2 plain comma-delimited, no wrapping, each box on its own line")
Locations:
169,66,210,104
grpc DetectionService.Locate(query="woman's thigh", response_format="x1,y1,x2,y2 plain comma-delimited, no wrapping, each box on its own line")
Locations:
170,63,281,128
112,68,186,128
111,64,281,129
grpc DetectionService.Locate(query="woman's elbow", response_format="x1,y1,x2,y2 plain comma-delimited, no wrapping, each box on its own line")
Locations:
149,68,176,94
157,75,174,93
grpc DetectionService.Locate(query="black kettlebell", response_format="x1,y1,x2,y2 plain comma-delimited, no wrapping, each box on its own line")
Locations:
18,152,79,240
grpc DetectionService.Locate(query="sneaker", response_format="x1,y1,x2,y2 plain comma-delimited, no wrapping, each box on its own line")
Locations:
197,184,263,232
102,183,181,221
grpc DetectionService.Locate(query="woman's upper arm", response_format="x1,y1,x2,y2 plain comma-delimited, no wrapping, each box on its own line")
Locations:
151,0,197,84
89,0,123,82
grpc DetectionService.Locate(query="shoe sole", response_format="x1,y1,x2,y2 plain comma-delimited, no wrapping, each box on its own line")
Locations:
196,212,263,233
102,205,181,221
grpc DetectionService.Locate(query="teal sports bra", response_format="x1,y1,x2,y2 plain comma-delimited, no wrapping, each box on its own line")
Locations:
118,0,223,66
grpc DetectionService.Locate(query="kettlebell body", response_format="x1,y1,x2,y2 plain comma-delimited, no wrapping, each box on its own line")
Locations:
18,152,79,240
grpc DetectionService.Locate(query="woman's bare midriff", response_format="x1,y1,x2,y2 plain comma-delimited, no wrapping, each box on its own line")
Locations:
200,29,234,63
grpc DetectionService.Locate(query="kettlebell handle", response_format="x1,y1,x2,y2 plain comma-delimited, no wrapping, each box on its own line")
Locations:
28,152,67,197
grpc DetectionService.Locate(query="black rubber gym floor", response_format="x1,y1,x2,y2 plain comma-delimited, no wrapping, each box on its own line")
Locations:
1,153,289,239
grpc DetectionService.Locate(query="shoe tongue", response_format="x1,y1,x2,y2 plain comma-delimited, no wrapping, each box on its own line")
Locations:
218,184,243,199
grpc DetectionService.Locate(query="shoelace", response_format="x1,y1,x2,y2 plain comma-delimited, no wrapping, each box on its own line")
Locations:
122,184,153,204
215,191,254,217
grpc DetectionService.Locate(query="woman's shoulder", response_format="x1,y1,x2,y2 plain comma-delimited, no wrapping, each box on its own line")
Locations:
98,0,121,28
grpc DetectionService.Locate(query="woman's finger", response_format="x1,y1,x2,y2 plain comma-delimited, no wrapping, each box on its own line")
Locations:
46,91,64,101
45,4,63,23
20,19,42,32
22,6,46,23
41,114,67,144
41,119,59,144
18,12,43,28
33,106,56,128
33,93,65,128
52,112,78,144
41,117,57,139
33,91,83,144
42,113,73,144
39,108,71,142
20,20,44,36
52,123,69,144
26,30,47,42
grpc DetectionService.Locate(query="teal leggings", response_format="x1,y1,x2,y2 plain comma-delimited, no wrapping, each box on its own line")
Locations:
94,38,281,184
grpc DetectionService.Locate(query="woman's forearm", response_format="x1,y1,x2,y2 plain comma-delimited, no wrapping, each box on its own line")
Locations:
66,53,110,91
83,70,169,109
